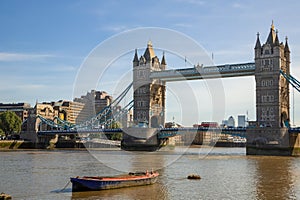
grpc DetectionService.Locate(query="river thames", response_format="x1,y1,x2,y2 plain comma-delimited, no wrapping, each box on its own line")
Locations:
1,147,300,200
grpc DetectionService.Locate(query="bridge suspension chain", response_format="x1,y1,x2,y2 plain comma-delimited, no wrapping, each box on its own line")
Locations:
280,70,300,92
76,82,133,129
35,83,134,131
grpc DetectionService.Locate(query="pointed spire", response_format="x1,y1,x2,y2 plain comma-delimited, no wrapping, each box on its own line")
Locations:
271,20,275,30
143,40,155,62
285,36,290,53
255,32,261,49
133,49,139,63
161,52,166,65
274,29,280,46
147,40,153,47
266,21,276,44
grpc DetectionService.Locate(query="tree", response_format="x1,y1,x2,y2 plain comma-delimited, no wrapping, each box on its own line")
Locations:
0,128,4,137
0,111,22,139
107,121,122,141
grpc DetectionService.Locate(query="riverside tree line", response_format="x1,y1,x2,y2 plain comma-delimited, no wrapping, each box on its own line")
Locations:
0,111,21,139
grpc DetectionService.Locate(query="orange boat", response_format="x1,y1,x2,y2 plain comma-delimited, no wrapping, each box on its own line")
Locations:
70,171,159,192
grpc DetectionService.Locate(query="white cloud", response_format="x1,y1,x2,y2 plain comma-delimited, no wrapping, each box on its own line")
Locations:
0,52,54,62
49,65,77,72
232,3,244,8
174,23,193,28
175,0,205,6
101,25,130,33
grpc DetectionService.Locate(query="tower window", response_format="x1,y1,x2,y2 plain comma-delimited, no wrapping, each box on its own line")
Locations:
265,50,270,55
265,59,270,65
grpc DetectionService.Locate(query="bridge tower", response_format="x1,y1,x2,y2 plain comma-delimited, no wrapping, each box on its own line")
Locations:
247,22,292,155
132,41,166,128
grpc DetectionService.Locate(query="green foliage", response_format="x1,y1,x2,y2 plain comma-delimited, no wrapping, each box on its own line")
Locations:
110,133,122,141
0,128,4,136
106,121,122,141
0,111,22,137
109,121,121,129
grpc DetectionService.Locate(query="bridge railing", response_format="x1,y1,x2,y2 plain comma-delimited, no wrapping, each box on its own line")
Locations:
150,62,256,81
157,127,247,139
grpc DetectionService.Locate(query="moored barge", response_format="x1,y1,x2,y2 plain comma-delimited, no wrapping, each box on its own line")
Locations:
70,171,159,192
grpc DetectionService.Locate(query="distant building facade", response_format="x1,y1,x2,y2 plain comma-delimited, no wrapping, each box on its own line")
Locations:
74,90,113,124
0,103,32,122
238,115,246,127
53,100,86,124
227,116,235,127
221,120,228,127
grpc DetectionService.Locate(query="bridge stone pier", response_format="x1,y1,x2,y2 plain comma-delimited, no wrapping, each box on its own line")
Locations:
121,127,164,151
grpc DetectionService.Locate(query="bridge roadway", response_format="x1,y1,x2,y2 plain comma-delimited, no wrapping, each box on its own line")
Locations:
150,62,256,81
38,127,300,137
38,127,247,138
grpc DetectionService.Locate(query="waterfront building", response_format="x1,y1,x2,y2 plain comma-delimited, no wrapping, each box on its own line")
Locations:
227,116,235,127
0,102,32,122
74,90,113,125
221,120,228,127
238,115,246,127
53,100,86,124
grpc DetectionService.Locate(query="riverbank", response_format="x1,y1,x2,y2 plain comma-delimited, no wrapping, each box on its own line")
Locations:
0,140,121,150
0,140,36,149
0,140,247,151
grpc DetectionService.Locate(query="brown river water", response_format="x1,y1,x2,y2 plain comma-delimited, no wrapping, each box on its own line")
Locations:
0,147,300,200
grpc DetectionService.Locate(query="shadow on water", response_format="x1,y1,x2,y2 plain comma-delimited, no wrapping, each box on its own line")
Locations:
253,156,297,199
70,182,168,200
51,188,73,194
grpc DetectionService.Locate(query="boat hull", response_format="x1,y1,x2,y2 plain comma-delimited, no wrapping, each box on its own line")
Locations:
71,172,159,192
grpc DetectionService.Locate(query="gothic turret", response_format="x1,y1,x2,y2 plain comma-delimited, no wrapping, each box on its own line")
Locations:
284,37,290,68
133,49,139,67
274,30,280,46
255,32,262,57
284,37,290,53
255,32,261,49
161,52,167,70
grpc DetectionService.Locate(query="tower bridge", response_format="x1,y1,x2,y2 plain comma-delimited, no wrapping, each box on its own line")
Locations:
36,23,300,155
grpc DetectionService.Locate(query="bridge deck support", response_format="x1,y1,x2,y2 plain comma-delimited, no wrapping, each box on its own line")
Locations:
246,127,300,156
121,128,164,151
290,133,300,156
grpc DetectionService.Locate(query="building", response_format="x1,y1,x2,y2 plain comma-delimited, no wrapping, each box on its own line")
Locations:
247,22,293,155
53,100,86,124
221,120,228,128
238,115,246,127
133,41,166,127
74,90,113,125
0,103,32,122
227,116,235,127
254,22,290,128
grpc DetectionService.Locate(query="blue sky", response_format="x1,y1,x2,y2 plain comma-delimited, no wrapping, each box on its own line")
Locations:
1,0,300,126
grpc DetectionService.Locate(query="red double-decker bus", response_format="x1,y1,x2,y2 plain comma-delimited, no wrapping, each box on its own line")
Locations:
193,122,219,128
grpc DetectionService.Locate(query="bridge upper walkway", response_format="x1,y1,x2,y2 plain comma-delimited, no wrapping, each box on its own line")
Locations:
150,62,256,81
